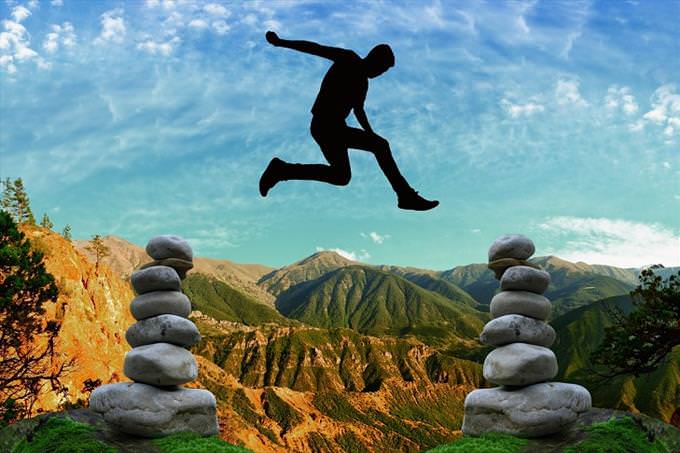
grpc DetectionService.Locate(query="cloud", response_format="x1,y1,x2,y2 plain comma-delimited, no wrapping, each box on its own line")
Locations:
555,79,587,107
95,8,125,45
537,216,679,267
605,85,638,115
204,3,229,17
211,20,230,35
51,0,63,6
641,84,680,138
137,36,180,56
500,98,544,118
0,6,48,72
361,231,390,244
43,22,75,53
11,5,30,22
188,19,208,29
316,246,370,261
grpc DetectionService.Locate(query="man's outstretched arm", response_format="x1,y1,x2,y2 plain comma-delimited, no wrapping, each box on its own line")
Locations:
266,31,348,61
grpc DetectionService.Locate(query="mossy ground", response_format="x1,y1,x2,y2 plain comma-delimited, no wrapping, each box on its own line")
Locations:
426,432,527,453
563,417,669,453
0,411,251,453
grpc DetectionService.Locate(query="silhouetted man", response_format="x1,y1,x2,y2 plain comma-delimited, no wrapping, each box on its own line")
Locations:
259,31,439,211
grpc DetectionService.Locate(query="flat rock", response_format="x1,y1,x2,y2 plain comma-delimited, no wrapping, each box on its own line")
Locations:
488,234,535,262
480,314,555,347
500,265,551,294
490,291,552,320
483,342,558,386
131,266,181,294
146,235,193,262
462,382,592,437
126,314,201,348
130,291,191,320
124,343,197,386
89,382,218,438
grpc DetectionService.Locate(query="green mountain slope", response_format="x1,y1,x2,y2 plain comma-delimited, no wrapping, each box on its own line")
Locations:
275,265,486,346
182,274,297,326
552,295,680,426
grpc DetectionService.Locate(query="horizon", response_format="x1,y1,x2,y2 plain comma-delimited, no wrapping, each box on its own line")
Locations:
1,0,679,269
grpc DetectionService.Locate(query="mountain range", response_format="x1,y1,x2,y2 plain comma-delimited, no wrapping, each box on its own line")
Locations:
17,226,678,452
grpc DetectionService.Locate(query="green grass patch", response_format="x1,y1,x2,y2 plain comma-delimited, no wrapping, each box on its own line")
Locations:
11,416,115,453
426,432,527,453
152,432,251,453
564,416,669,453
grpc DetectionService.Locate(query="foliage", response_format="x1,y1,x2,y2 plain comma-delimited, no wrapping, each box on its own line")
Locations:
426,433,527,453
10,416,115,453
1,178,34,225
84,235,109,273
152,431,252,453
39,214,53,230
262,388,302,435
61,225,71,241
0,211,71,425
591,269,680,380
564,416,669,453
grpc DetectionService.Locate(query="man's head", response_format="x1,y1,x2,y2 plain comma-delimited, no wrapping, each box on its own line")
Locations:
363,44,394,78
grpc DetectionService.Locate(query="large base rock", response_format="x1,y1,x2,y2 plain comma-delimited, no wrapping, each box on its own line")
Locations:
89,382,218,438
462,382,592,437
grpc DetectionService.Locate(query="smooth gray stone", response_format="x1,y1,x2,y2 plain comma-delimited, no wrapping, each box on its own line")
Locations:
488,234,535,262
490,291,552,320
130,291,191,320
126,314,201,348
500,266,551,294
146,235,193,262
131,266,181,294
480,314,555,347
89,382,218,438
483,343,558,386
124,343,198,386
462,382,592,437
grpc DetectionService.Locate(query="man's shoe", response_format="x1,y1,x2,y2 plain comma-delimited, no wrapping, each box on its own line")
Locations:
259,157,284,197
397,190,439,211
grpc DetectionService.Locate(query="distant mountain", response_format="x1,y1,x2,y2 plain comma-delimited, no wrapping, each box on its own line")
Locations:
258,251,355,296
76,235,276,306
182,274,297,326
442,257,635,316
552,295,680,426
275,265,486,347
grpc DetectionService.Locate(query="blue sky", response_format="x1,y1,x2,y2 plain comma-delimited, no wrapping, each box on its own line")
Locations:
1,0,679,269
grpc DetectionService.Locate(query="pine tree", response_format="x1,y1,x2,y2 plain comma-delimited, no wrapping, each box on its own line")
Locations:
0,210,71,425
62,224,72,241
0,178,35,225
40,213,54,230
86,234,110,273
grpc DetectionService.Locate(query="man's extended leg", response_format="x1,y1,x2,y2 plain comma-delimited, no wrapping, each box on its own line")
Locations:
343,127,438,211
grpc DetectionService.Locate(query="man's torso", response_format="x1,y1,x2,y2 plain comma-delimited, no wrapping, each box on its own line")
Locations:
311,51,368,121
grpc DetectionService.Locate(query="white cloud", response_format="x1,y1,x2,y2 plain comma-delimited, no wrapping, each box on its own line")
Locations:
0,10,48,72
500,98,544,118
605,85,638,115
137,36,180,56
516,16,530,34
11,5,30,22
51,0,63,6
315,246,370,261
204,3,229,17
212,20,230,35
640,84,680,138
560,31,581,60
538,216,679,267
555,79,587,107
471,228,481,234
188,19,208,29
43,22,75,53
95,9,125,45
361,231,390,244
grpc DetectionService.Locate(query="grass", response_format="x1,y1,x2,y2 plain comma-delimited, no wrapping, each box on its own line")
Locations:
10,416,116,453
262,388,302,435
426,432,527,453
152,432,252,453
564,417,669,453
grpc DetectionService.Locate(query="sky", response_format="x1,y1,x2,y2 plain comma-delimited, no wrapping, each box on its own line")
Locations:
1,0,679,270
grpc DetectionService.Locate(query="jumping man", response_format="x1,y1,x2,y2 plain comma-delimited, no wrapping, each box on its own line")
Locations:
259,31,439,211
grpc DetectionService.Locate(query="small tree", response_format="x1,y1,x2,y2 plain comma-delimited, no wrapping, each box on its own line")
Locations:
85,234,110,273
1,178,35,225
591,269,680,381
40,213,54,230
62,224,72,241
0,210,71,425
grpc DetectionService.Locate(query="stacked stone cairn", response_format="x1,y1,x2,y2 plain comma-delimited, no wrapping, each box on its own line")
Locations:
462,234,592,437
90,235,219,437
